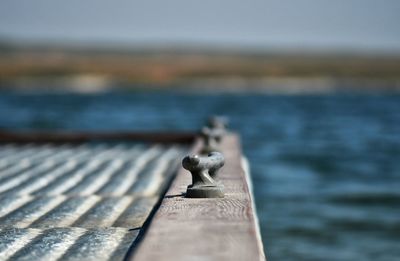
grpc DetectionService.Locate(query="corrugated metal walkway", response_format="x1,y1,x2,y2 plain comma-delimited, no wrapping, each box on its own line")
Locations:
0,143,186,260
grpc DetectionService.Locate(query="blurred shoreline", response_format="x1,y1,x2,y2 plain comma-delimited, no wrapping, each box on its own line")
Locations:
2,76,400,94
1,45,400,93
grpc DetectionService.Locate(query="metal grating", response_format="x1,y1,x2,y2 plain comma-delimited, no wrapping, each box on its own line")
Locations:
0,142,186,260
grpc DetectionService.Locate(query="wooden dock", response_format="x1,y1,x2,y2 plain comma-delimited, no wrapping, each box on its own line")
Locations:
0,131,265,260
0,135,188,261
129,133,265,260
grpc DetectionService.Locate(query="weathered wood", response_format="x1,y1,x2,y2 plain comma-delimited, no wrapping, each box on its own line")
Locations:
129,134,266,261
0,131,196,144
0,141,188,260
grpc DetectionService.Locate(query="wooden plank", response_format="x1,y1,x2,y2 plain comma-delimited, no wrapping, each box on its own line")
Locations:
0,137,191,260
0,131,196,144
128,133,266,261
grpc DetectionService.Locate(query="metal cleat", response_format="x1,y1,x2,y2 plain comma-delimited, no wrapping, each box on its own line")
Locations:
200,116,228,154
207,116,228,131
200,126,225,154
182,152,224,198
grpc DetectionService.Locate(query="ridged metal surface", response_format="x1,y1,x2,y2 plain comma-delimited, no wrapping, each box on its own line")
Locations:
0,143,186,260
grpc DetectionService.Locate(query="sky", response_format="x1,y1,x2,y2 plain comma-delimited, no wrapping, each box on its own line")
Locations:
0,0,400,53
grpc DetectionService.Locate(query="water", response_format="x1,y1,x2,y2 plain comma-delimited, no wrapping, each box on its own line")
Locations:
0,91,399,260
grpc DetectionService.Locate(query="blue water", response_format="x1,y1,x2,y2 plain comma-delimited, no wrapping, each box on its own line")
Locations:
0,92,399,260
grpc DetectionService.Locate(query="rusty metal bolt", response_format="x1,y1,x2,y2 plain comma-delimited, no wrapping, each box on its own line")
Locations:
182,152,225,198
